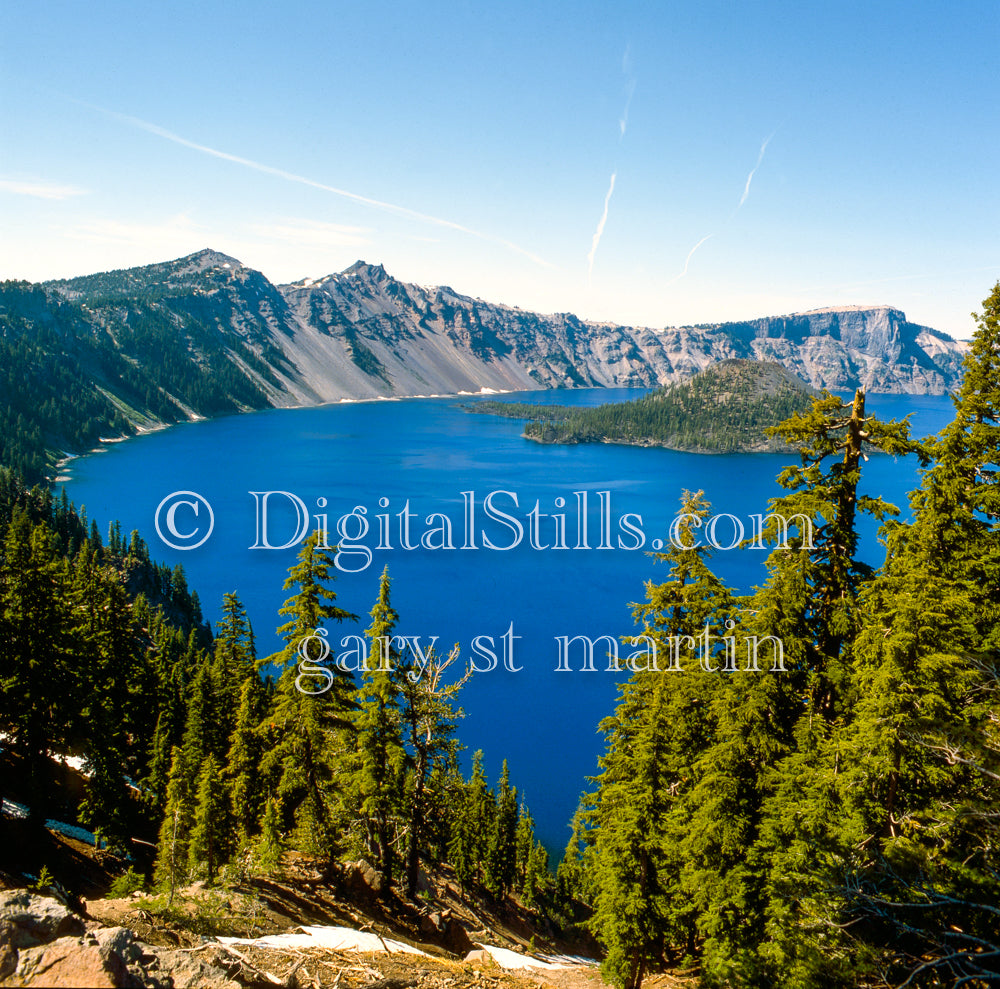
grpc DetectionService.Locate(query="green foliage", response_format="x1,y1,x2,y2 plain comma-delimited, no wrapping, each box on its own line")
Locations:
484,760,518,898
251,798,284,874
108,866,146,898
346,567,407,879
575,289,1000,988
188,754,230,882
474,360,818,453
258,531,358,861
0,266,281,484
30,866,54,891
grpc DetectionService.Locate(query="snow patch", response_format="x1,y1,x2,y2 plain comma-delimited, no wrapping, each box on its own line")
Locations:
46,818,100,846
2,799,29,819
218,926,430,956
475,944,572,971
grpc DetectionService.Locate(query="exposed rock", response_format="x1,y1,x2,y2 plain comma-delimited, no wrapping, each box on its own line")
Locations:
8,933,132,987
463,948,490,965
440,917,474,957
0,892,85,949
342,860,386,899
34,253,967,426
0,894,237,989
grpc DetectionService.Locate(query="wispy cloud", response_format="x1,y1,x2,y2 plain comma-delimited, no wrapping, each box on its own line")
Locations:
666,234,713,285
0,178,88,200
737,134,773,209
587,172,617,282
248,218,370,248
63,213,202,246
78,101,551,268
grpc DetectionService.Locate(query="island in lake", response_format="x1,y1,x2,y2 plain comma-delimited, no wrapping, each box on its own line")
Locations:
472,359,820,453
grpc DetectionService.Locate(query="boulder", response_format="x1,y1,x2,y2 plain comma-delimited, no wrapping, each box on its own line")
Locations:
342,859,386,899
10,933,136,987
0,892,85,949
442,917,474,957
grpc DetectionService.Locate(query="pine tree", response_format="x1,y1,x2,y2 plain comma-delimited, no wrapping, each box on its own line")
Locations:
348,567,407,882
252,797,284,874
212,593,256,719
515,799,535,888
72,551,145,848
397,631,469,898
449,751,493,895
485,760,518,898
188,754,229,881
0,514,76,823
225,674,269,848
586,492,736,987
523,840,550,911
557,797,592,905
682,393,916,986
153,747,193,903
259,531,357,863
824,284,1000,984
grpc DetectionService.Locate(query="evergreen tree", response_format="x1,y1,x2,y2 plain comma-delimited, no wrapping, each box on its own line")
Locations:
0,514,76,823
586,492,736,987
188,754,229,881
225,673,269,848
252,797,284,874
515,799,535,888
348,567,407,881
823,284,1000,984
259,531,357,862
449,751,493,895
485,760,518,898
153,747,193,903
523,839,550,911
211,592,256,738
397,633,470,898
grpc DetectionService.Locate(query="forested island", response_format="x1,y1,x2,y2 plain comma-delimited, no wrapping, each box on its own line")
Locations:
472,360,819,453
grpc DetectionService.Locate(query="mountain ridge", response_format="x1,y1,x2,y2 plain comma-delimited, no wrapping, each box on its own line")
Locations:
41,248,968,401
0,249,969,482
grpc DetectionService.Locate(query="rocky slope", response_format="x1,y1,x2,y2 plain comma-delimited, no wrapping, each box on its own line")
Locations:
45,250,967,403
0,250,968,482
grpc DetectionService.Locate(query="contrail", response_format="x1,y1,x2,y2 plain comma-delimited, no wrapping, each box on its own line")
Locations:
587,172,617,282
76,101,552,268
666,233,713,285
738,134,773,208
619,45,636,139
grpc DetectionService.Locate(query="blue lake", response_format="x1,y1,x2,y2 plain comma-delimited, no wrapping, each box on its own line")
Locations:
60,389,955,853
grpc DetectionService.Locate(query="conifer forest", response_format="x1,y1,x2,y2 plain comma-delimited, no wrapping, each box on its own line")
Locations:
1,284,999,988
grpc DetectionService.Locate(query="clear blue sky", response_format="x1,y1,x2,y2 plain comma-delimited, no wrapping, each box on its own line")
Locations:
2,0,997,338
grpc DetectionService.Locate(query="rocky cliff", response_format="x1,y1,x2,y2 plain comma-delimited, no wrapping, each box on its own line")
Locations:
0,249,970,482
43,250,967,407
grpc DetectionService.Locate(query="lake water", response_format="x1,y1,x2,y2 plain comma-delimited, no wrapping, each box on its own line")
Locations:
60,389,955,853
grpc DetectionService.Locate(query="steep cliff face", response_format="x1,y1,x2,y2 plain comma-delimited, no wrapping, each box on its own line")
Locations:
274,263,967,398
707,305,966,394
37,251,967,411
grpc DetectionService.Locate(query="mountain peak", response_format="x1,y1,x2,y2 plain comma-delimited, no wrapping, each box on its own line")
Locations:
179,248,244,273
343,260,389,281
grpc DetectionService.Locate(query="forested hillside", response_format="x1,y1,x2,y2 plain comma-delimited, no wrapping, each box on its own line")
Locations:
474,360,819,452
0,274,281,484
0,250,968,486
0,476,556,921
557,283,1000,988
2,278,998,987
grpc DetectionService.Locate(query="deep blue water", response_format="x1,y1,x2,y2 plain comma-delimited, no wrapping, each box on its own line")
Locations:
59,389,955,853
